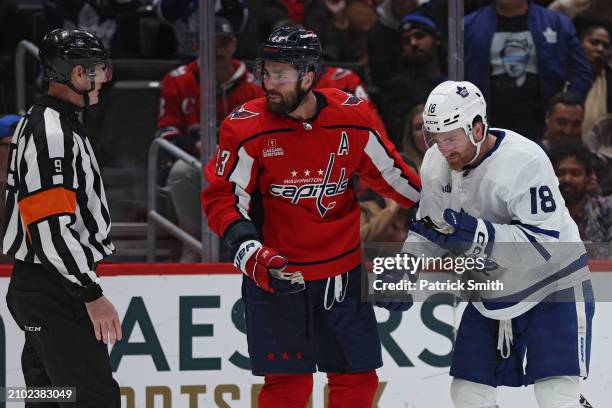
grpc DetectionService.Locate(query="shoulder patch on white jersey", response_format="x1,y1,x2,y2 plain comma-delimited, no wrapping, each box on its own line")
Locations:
229,104,260,120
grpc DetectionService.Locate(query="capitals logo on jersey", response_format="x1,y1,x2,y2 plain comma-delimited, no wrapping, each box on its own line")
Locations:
269,133,351,217
269,152,349,218
229,104,260,120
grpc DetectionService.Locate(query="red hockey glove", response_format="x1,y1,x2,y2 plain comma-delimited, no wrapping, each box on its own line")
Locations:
234,240,305,294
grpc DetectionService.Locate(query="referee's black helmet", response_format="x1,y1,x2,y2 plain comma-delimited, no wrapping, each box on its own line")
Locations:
39,29,112,85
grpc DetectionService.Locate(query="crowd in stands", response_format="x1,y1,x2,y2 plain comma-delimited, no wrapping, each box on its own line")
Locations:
1,0,612,261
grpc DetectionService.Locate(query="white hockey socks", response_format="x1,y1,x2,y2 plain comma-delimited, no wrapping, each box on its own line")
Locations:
534,376,583,408
450,378,499,408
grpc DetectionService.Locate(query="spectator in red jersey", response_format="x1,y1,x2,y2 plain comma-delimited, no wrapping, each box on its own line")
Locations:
156,16,263,262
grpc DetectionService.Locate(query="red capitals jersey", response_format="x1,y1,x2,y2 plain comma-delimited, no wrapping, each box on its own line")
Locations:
203,88,421,280
157,59,263,137
315,66,369,100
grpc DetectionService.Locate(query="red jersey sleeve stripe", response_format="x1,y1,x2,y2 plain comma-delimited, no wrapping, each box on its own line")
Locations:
364,131,421,202
228,146,256,219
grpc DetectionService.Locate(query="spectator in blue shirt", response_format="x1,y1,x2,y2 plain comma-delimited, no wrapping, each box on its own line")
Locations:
464,0,592,141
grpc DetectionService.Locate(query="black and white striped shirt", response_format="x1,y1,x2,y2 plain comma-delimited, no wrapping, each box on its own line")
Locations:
3,95,114,301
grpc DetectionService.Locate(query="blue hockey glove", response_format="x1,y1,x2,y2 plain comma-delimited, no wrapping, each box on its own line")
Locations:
411,209,494,258
234,240,305,294
409,216,450,245
441,209,480,254
441,209,495,257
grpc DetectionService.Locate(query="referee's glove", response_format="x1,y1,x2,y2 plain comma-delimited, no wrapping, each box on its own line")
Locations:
234,240,305,294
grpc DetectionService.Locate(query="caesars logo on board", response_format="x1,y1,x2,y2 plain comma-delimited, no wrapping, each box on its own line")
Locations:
1,292,459,407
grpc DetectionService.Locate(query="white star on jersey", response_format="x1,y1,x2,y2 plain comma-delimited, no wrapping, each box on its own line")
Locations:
304,169,311,176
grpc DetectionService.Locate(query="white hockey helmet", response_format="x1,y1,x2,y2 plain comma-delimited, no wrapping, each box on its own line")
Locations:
422,80,488,164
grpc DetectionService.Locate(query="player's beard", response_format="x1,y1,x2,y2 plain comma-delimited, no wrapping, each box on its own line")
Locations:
559,182,585,204
266,83,301,115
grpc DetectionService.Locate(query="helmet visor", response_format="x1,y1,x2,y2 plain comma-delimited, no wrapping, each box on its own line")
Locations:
256,59,301,85
423,128,468,150
85,61,112,83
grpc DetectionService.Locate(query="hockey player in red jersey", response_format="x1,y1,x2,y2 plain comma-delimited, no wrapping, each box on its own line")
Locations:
202,27,421,408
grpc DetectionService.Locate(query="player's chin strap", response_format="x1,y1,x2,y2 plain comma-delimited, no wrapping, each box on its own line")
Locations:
466,124,488,166
324,273,349,311
497,319,513,359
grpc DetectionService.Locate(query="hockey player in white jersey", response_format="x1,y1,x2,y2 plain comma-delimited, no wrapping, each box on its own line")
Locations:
405,80,595,408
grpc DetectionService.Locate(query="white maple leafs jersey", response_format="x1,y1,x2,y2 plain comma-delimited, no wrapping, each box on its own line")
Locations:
405,129,591,319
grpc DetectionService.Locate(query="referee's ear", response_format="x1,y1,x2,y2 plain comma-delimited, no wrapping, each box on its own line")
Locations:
70,65,87,90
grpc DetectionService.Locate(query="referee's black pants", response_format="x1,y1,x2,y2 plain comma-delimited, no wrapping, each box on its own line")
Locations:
6,260,120,407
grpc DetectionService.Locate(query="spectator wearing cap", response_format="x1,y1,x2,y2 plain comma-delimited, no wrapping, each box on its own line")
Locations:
574,16,612,136
549,140,612,257
0,114,20,243
377,11,446,148
366,0,418,89
464,0,592,141
155,16,263,262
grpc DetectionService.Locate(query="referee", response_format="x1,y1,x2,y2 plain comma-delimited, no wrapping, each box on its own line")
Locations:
4,29,121,407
